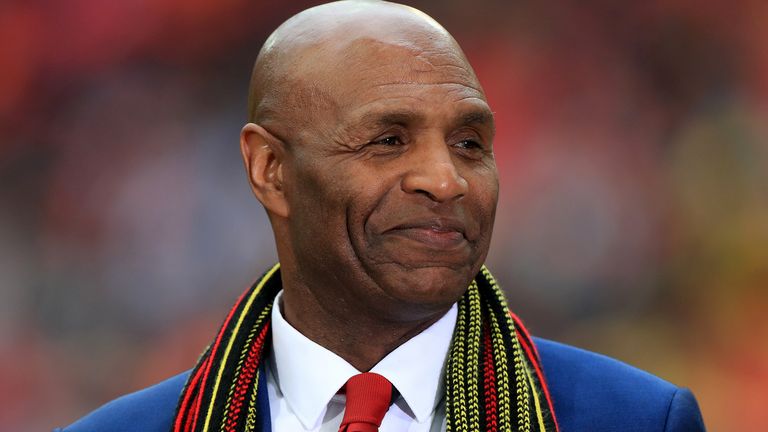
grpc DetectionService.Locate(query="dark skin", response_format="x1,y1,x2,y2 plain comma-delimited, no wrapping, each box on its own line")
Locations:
240,1,499,371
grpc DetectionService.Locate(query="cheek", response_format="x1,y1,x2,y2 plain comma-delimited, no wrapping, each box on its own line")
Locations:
465,167,499,217
343,169,396,235
290,162,386,247
285,162,344,244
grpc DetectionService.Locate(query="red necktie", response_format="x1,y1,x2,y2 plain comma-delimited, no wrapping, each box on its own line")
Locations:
338,372,394,432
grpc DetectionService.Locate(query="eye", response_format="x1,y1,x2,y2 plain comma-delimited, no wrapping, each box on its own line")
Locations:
456,139,482,150
452,136,489,161
359,133,407,158
372,136,402,146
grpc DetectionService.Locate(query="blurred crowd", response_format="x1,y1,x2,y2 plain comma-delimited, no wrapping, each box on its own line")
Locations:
1,1,766,431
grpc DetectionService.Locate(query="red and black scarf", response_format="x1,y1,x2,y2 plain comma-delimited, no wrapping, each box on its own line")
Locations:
172,263,559,432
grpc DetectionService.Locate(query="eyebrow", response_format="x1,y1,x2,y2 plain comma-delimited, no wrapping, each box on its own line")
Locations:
353,107,495,131
458,110,495,132
357,110,425,129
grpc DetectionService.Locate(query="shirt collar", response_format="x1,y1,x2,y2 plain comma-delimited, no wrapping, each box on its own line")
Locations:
269,290,457,428
370,302,457,422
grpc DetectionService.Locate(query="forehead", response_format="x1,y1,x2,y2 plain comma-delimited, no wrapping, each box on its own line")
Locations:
347,35,477,85
303,36,488,124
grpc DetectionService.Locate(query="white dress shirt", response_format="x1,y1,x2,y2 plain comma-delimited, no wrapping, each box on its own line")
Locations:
266,291,457,431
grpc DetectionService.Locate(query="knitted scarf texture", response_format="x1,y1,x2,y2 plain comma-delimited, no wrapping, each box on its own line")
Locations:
171,263,559,432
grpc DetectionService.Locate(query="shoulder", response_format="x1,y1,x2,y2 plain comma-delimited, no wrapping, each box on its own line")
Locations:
54,371,190,432
533,337,705,432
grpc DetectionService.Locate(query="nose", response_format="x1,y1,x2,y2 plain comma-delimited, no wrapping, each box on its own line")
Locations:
401,142,469,202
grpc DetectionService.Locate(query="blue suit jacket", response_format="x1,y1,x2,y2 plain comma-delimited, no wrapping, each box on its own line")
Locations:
56,338,706,431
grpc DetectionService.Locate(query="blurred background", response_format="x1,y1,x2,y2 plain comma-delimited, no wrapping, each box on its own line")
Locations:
1,0,766,430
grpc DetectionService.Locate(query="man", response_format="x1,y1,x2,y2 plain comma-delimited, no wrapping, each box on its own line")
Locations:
57,1,706,431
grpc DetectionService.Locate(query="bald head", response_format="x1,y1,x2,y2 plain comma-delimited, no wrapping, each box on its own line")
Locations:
247,0,482,133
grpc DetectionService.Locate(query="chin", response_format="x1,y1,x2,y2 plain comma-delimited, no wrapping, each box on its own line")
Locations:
376,264,474,313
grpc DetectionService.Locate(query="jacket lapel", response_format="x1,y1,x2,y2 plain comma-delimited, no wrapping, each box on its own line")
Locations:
257,363,272,432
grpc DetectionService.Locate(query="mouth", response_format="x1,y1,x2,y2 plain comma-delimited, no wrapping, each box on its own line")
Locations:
385,218,468,250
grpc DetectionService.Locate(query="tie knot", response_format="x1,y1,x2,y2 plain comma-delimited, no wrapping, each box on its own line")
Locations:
339,373,394,432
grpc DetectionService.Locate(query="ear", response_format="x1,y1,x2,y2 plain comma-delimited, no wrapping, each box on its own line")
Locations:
240,123,289,218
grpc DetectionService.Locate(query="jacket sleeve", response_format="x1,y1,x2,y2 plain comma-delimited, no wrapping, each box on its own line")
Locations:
664,387,706,432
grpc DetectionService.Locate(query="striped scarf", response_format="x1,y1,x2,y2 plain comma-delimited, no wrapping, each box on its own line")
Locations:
171,263,559,432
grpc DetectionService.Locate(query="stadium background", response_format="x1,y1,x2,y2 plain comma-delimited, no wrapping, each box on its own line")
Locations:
1,1,766,430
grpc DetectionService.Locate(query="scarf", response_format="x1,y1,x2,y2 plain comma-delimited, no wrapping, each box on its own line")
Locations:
171,263,559,432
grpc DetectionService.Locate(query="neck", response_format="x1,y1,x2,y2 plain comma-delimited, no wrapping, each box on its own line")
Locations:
280,280,450,372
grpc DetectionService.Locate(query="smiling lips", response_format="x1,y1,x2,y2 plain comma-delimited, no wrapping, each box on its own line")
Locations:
386,218,468,249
